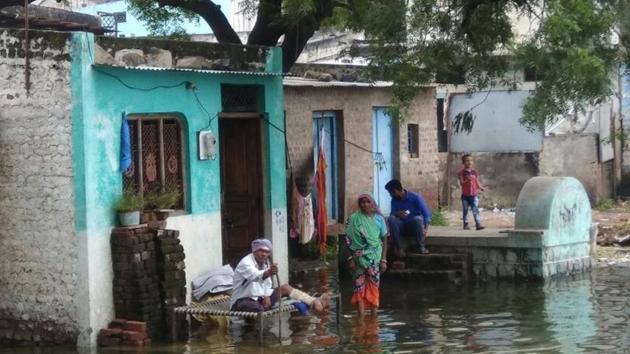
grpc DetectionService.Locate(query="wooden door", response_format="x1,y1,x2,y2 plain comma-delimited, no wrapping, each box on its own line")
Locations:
220,118,263,266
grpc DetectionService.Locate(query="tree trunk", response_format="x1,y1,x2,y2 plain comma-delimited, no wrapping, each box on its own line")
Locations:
281,23,317,71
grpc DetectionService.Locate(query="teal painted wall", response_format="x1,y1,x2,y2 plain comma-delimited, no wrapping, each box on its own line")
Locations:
71,33,286,232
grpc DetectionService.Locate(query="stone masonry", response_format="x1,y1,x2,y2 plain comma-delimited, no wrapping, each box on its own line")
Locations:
0,29,78,345
284,84,439,222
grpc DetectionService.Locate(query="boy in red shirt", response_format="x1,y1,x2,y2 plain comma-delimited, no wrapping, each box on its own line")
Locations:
457,154,485,230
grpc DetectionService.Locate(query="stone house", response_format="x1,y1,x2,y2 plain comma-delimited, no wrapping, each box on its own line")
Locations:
283,69,439,225
0,28,287,347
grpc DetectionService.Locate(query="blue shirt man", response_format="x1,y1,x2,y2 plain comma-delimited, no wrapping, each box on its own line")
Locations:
385,179,432,256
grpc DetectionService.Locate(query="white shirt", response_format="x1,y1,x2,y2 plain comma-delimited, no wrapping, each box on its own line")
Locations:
230,253,273,308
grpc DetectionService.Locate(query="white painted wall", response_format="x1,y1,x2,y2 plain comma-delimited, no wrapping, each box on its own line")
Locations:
166,212,224,300
448,90,543,152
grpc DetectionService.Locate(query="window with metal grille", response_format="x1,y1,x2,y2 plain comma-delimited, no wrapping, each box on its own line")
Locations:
407,123,419,158
123,115,186,209
221,84,263,112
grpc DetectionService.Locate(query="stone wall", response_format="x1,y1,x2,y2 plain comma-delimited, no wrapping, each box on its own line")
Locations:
95,36,269,72
447,152,539,208
444,135,614,208
539,134,612,205
0,28,78,345
284,85,438,221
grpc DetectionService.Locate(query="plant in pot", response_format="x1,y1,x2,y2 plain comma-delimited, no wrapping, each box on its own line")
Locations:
142,185,181,222
115,189,144,226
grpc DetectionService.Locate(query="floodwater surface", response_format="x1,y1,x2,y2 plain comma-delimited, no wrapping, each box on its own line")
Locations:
3,263,629,354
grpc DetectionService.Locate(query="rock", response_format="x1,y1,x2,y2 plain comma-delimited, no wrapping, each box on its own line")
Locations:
304,70,334,82
146,47,172,68
340,72,358,82
247,62,266,72
94,44,115,65
210,58,230,70
175,56,213,69
114,49,146,67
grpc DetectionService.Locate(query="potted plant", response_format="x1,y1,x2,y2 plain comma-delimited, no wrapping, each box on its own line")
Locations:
142,185,181,222
115,189,144,226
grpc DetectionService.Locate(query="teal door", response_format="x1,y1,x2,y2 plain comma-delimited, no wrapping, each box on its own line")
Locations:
373,108,394,215
313,111,338,221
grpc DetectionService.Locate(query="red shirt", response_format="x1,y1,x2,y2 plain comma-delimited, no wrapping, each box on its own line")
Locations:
458,168,480,196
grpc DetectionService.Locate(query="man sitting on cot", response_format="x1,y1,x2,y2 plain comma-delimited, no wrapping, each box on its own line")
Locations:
230,238,331,314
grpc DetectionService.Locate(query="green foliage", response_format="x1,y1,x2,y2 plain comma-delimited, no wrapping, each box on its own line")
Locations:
127,0,630,131
596,198,616,211
430,208,449,227
127,0,199,37
143,185,181,210
353,0,626,130
515,0,618,131
115,189,144,213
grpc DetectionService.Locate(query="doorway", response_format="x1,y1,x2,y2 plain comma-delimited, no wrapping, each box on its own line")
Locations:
313,111,339,222
373,107,394,215
220,116,264,266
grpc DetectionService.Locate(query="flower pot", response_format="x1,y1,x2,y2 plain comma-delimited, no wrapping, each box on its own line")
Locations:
119,211,140,226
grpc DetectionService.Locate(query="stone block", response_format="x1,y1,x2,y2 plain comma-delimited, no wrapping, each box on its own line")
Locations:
122,330,146,342
115,49,146,66
124,321,147,333
146,47,173,68
175,56,212,69
94,44,115,65
98,335,121,347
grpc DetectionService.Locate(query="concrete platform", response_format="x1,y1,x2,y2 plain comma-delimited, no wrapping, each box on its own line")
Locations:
427,226,508,245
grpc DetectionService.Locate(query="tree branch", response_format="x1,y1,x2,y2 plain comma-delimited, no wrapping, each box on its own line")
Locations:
278,0,338,70
248,0,285,46
156,0,241,44
281,21,317,71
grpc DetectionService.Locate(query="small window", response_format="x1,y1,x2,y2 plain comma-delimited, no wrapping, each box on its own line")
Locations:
437,99,448,152
407,123,419,158
123,115,186,209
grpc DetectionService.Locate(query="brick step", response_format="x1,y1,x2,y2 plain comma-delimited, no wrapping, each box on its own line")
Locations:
403,253,468,270
383,269,464,281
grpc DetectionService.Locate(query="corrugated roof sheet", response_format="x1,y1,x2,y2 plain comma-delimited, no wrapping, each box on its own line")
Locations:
283,77,392,87
93,64,283,76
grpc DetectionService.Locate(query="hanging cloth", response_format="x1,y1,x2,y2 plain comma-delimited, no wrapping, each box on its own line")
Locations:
299,194,315,245
120,112,132,172
314,132,328,256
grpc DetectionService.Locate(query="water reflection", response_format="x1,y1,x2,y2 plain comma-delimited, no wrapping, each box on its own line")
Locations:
1,265,628,354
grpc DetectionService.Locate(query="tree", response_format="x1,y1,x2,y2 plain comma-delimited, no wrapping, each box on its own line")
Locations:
126,1,630,130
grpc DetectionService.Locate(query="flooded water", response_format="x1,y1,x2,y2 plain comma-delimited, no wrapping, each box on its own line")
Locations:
3,263,629,354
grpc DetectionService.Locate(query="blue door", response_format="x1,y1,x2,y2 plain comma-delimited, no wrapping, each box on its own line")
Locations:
313,111,338,221
373,108,394,215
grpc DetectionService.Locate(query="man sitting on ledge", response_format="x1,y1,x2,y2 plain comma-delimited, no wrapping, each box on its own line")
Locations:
385,179,432,257
230,238,331,314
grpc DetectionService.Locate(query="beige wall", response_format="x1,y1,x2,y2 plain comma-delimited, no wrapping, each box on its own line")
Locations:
540,134,613,205
284,85,438,221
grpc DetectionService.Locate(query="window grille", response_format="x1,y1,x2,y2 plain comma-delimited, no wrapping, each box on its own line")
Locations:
123,115,185,209
221,84,262,112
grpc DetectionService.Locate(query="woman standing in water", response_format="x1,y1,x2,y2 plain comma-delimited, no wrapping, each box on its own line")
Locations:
345,194,388,316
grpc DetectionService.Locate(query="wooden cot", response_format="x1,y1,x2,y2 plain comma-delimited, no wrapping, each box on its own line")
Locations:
172,293,341,344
